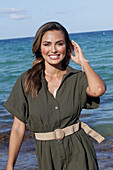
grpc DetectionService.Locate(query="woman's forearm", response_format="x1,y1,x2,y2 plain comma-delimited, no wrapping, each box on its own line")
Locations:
83,61,106,97
6,117,26,170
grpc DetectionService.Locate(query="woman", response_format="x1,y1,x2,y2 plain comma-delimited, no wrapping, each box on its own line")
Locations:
4,21,106,170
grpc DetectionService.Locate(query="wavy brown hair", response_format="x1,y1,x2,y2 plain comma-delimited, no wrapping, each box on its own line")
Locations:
25,21,73,97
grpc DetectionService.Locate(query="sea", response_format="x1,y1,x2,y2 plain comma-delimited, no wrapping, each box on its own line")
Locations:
0,30,113,169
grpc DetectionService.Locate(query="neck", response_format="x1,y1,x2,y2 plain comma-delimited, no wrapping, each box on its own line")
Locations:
44,62,65,77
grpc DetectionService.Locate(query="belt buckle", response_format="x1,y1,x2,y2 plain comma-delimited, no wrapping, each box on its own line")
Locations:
53,129,65,140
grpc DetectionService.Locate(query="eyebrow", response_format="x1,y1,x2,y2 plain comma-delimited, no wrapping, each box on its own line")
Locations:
43,40,65,43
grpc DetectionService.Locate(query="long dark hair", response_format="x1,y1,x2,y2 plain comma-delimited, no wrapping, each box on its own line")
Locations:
25,21,73,97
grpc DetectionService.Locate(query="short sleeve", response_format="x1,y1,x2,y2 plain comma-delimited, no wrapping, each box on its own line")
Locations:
3,72,28,123
79,71,100,109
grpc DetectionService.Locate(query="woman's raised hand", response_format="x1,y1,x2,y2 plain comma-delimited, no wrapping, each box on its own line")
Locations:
70,40,86,65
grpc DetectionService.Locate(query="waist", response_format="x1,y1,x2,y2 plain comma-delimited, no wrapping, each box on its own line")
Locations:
35,121,105,143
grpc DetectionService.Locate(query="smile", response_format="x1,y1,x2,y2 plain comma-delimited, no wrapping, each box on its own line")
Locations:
49,55,60,60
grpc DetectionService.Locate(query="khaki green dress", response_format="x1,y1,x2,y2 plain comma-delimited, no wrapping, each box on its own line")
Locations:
3,66,100,170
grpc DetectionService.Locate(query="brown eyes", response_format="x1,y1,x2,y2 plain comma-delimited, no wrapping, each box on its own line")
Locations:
43,43,50,46
43,43,64,46
58,43,64,46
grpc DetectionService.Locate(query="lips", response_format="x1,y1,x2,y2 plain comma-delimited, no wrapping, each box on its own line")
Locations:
49,55,60,60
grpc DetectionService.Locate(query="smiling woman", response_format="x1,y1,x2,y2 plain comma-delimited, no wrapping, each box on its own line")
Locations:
3,21,106,170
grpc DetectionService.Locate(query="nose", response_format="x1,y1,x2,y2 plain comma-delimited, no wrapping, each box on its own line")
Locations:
51,45,57,53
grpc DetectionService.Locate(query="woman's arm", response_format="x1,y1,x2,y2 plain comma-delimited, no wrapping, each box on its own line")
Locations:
6,117,26,170
70,40,106,97
81,61,106,97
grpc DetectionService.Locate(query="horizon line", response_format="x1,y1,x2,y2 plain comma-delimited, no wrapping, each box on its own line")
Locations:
0,29,113,41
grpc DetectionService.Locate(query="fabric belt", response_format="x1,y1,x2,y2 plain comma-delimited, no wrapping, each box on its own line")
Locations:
35,121,105,143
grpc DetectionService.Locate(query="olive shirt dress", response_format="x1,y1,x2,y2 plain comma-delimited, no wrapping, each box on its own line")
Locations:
3,66,100,170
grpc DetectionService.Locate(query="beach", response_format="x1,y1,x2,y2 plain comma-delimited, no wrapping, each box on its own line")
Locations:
0,30,113,169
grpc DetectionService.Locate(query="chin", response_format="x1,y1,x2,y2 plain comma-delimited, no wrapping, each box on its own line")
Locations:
46,60,62,66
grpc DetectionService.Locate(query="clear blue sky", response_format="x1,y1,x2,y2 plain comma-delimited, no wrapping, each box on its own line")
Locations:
0,0,113,39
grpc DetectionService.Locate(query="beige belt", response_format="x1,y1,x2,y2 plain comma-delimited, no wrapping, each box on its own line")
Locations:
35,121,105,143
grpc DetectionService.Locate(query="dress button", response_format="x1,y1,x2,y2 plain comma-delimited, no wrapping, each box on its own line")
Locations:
55,106,58,110
61,154,64,158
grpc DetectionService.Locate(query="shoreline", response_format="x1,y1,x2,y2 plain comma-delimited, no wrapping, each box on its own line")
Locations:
0,126,113,170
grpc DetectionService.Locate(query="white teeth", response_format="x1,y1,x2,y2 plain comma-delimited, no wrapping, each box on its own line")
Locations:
49,55,58,58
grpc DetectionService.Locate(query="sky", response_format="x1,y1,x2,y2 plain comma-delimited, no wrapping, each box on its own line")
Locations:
0,0,113,39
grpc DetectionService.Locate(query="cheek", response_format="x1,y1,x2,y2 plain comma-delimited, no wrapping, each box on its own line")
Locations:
58,46,66,55
41,47,49,55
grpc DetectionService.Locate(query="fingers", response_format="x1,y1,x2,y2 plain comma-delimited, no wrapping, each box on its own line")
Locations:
72,40,79,47
70,53,74,59
71,40,86,64
71,40,79,52
72,40,77,45
70,53,81,66
70,52,77,60
70,53,78,62
71,40,84,56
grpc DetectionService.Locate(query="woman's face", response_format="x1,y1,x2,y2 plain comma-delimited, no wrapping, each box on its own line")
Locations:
40,30,66,67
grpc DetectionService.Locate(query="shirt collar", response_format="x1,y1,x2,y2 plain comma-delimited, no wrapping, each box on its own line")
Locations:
66,65,80,75
41,65,80,80
60,66,80,83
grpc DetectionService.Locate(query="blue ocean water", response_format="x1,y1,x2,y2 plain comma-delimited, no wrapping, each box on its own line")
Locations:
0,30,113,139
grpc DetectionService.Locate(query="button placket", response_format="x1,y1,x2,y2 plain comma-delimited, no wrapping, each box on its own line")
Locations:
58,140,65,160
53,100,60,129
52,99,66,161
